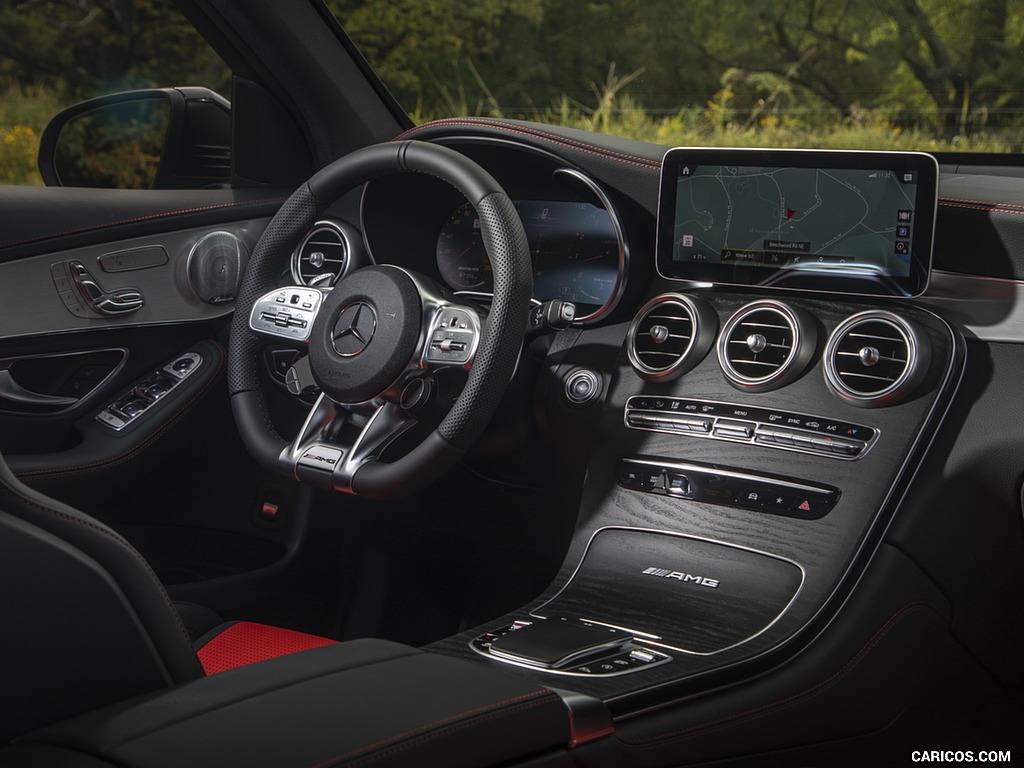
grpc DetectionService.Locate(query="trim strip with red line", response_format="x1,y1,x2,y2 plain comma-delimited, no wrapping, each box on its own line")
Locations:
0,196,287,251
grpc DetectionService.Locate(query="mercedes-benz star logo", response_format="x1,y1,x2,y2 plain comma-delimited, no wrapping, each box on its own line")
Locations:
332,301,377,357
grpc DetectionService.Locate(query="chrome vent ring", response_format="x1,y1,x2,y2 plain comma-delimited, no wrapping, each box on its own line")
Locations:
291,220,352,287
718,300,816,392
824,310,929,406
627,293,717,381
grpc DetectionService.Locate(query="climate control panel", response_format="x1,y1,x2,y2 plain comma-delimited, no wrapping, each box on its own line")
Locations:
625,396,876,460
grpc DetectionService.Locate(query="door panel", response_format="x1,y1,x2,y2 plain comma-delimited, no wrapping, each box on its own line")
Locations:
0,187,296,594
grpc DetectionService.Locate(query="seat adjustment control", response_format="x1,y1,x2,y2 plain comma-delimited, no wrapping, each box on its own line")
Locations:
56,260,145,316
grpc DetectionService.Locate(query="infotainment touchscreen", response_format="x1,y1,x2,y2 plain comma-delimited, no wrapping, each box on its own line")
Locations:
656,148,939,297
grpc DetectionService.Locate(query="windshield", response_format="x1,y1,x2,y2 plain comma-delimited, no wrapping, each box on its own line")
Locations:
329,0,1024,155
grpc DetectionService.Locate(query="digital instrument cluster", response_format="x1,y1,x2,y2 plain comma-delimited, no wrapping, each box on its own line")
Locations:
436,198,624,321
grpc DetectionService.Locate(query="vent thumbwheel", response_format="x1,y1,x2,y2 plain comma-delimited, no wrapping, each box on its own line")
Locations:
824,311,929,406
291,221,350,287
627,294,717,381
717,300,817,392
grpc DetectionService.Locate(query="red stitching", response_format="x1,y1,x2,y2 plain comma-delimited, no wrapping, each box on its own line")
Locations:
311,689,559,768
397,118,662,170
401,118,662,168
15,345,224,480
940,196,1024,211
938,201,1024,217
617,602,941,749
0,197,287,250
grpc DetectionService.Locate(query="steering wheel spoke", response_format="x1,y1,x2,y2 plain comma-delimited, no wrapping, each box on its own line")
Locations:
281,395,417,493
248,286,325,346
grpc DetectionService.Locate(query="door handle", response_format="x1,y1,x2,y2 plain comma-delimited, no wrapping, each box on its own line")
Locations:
0,370,78,409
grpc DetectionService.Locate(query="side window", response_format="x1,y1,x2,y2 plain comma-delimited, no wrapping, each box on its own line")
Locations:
0,0,230,189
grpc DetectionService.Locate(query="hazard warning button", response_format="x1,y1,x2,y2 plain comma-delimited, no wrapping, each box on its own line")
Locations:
789,495,831,518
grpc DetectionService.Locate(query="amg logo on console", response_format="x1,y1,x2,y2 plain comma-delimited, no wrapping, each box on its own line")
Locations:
642,567,720,589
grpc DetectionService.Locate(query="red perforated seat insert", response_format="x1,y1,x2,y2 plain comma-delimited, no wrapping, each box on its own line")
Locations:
196,621,338,675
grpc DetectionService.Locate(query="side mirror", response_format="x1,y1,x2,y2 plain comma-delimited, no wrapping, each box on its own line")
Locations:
38,87,231,189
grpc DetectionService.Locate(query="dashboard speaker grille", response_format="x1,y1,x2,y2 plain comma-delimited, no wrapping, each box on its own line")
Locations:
718,301,815,392
824,311,928,406
627,294,715,381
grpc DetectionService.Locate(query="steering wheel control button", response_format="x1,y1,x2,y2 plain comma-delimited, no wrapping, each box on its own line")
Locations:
426,308,478,365
97,352,203,431
564,368,601,406
625,396,876,460
249,288,323,343
618,457,840,520
332,302,377,357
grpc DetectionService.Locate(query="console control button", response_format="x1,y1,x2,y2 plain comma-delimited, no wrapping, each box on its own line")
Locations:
617,457,839,519
713,420,756,440
625,396,875,460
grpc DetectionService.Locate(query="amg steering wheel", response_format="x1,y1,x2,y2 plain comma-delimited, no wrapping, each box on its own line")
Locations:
227,141,532,499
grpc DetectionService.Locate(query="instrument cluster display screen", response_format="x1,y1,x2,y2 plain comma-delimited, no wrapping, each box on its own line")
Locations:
656,148,938,296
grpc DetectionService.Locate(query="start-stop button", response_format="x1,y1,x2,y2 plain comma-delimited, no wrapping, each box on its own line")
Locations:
564,368,601,406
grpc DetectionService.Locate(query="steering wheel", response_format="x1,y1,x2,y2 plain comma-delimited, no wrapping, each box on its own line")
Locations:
227,141,532,499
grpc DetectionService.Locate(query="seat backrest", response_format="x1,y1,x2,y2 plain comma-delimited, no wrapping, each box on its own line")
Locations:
0,454,202,742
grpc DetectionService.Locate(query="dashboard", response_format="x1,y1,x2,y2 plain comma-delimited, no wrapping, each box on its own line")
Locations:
1,113,1022,760
341,119,1024,755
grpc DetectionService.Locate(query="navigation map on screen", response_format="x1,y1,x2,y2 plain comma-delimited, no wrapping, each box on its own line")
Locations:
656,148,938,297
670,165,918,276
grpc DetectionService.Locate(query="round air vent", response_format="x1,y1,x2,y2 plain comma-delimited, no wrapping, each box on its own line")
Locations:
291,221,350,287
626,294,716,381
186,231,249,305
824,310,929,406
717,300,816,392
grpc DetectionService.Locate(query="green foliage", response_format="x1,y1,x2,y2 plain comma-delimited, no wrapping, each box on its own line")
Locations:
54,98,168,188
0,0,230,101
333,0,1024,144
0,0,1022,189
543,87,1020,153
0,0,228,185
0,82,61,184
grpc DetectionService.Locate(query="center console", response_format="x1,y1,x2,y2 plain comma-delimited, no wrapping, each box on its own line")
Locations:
429,151,961,721
433,290,961,713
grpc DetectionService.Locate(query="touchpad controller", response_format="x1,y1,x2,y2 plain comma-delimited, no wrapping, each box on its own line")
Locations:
489,618,631,669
